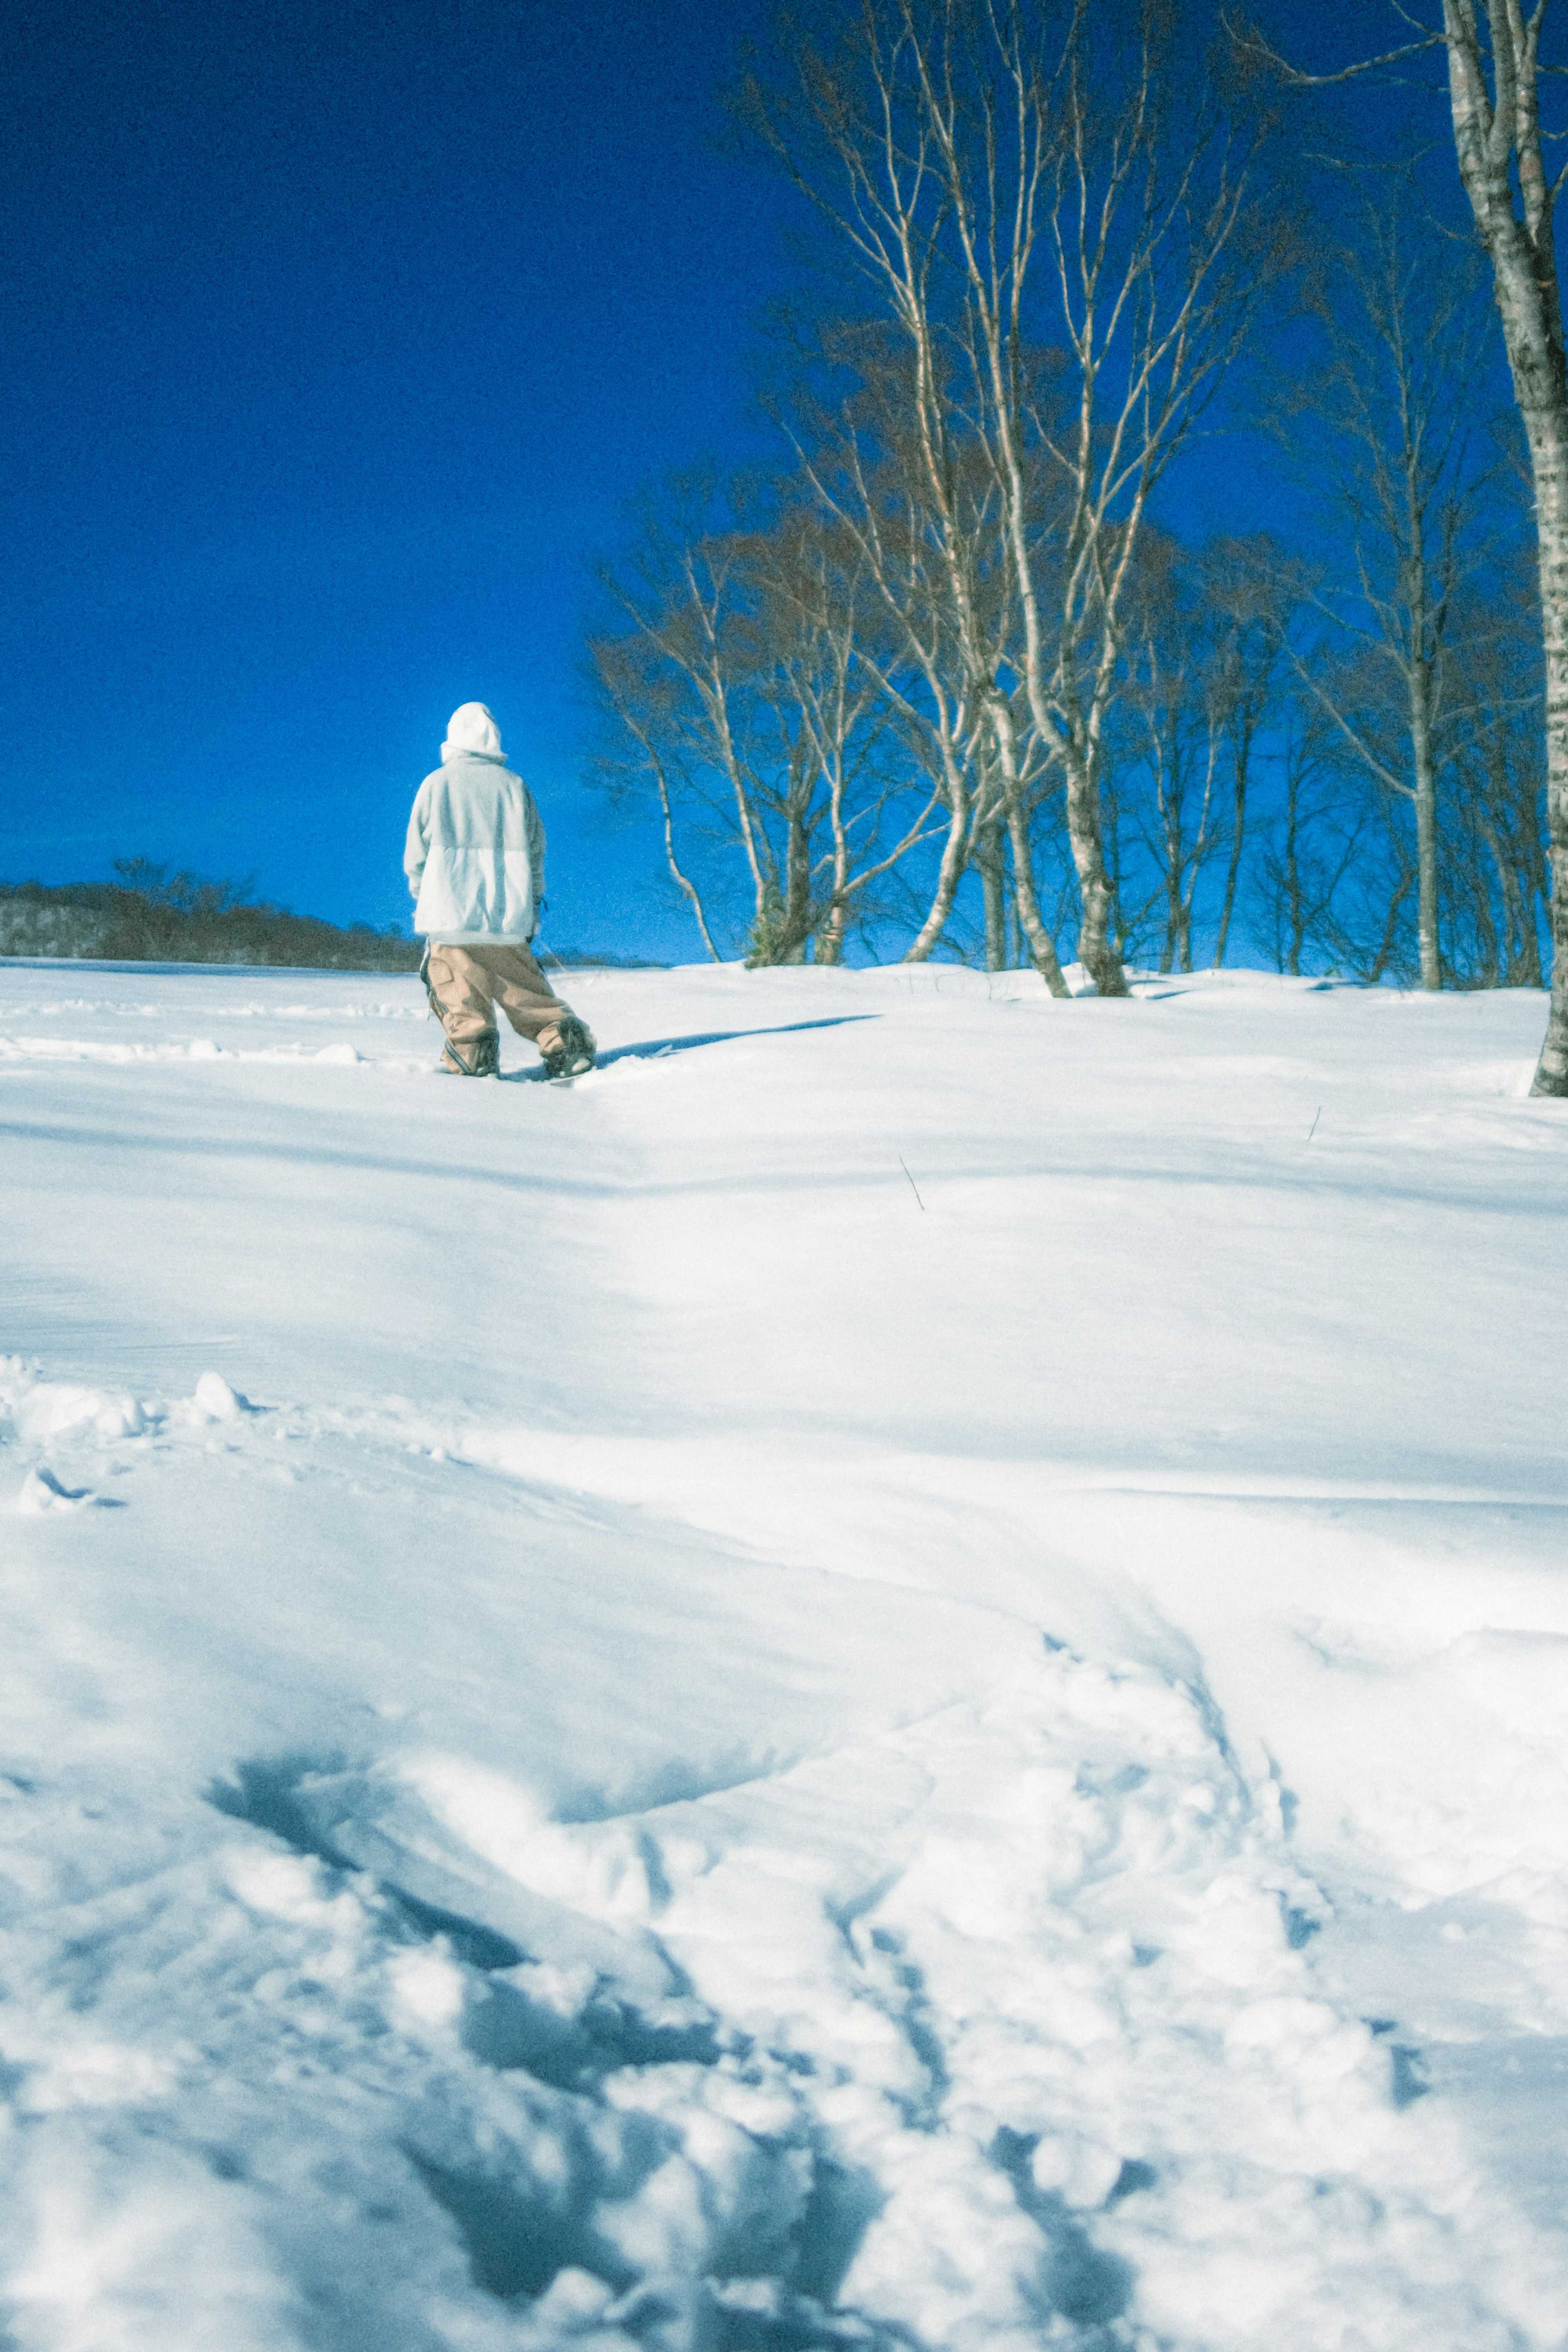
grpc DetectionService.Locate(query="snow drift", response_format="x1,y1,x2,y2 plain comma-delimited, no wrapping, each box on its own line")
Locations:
1,958,1565,2351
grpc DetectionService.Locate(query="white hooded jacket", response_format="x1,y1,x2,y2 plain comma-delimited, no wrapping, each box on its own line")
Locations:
403,704,546,944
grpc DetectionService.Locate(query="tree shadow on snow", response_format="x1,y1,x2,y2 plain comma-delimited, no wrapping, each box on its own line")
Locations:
502,1014,878,1082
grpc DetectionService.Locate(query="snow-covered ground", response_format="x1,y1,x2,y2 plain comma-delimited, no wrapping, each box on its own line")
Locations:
2,956,1566,2352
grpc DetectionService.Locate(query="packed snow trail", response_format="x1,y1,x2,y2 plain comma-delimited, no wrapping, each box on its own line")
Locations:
1,959,1566,2352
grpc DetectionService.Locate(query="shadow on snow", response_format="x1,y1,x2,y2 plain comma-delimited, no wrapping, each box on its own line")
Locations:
207,1755,891,2344
503,1014,878,1082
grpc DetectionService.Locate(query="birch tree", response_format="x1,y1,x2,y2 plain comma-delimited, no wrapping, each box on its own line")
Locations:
1443,607,1550,979
774,345,1033,967
1270,183,1499,988
1123,558,1228,972
740,0,1280,996
590,477,949,961
1110,534,1281,971
1441,2,1568,1067
1198,541,1280,968
1235,1,1568,1079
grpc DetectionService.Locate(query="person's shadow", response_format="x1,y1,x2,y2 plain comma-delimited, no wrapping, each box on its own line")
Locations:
501,1013,877,1082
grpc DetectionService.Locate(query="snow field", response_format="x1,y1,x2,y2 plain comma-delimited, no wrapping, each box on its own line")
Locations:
1,958,1566,2350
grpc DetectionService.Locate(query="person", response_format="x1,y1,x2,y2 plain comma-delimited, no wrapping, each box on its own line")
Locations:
404,702,596,1080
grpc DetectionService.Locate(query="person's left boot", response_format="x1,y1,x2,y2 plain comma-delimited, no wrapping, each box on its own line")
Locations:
541,1015,595,1080
438,1030,500,1077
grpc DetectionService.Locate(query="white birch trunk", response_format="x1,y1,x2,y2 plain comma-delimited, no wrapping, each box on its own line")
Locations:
990,695,1071,994
1443,0,1568,1089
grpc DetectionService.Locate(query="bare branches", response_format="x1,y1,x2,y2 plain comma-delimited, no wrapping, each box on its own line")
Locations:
582,0,1551,996
739,0,1285,992
589,473,960,964
1223,14,1446,88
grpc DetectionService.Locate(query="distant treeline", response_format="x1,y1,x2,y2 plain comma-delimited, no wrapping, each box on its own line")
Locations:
0,863,423,969
0,863,660,971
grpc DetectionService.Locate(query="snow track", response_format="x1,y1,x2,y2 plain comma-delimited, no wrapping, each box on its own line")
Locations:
2,960,1566,2349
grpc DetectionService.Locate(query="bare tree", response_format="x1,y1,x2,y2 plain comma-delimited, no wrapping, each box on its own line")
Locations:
1442,2,1568,1070
740,0,1281,997
1443,607,1550,980
1109,534,1283,971
590,474,951,962
1123,561,1227,971
1268,180,1499,988
752,326,1005,957
769,504,950,959
1203,540,1282,967
592,641,726,961
1233,1,1568,1081
1251,699,1374,973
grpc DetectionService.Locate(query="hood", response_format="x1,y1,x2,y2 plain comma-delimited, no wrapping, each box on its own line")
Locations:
441,702,505,763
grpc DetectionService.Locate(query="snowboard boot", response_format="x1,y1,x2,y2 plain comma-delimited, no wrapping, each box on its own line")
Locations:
541,1014,595,1081
438,1029,500,1078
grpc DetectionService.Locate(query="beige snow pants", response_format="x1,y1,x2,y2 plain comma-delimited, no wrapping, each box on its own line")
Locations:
423,942,582,1072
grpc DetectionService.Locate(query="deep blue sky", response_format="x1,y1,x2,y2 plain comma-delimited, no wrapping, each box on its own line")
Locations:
0,0,1501,962
0,0,787,958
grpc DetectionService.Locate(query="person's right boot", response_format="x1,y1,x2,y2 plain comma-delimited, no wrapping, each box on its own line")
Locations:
541,1015,595,1080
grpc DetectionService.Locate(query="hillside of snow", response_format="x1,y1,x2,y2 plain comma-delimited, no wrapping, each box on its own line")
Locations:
2,956,1566,2352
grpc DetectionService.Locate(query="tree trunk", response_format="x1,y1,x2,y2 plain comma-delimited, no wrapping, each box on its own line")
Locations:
905,797,974,962
1443,0,1568,1087
1469,842,1501,984
1408,616,1443,989
1213,762,1247,968
1518,398,1568,1081
1367,868,1414,985
1160,813,1180,973
1005,853,1022,970
1214,692,1258,971
1063,753,1128,995
784,805,812,962
1004,804,1072,996
989,699,1071,996
1478,731,1541,984
1411,714,1442,989
1520,763,1550,987
976,819,1007,971
1286,771,1304,975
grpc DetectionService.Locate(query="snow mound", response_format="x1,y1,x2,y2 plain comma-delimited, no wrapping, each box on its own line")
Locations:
8,1379,146,1443
15,1467,97,1514
191,1371,248,1421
